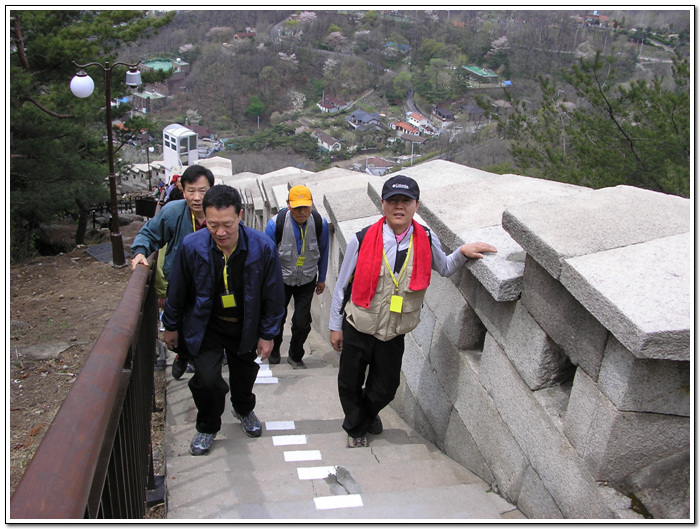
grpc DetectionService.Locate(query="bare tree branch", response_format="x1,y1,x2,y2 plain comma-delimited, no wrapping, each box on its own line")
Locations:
25,96,73,119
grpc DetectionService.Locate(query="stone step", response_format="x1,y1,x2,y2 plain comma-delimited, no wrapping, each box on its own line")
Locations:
166,429,439,473
167,454,484,505
167,482,505,520
166,417,496,518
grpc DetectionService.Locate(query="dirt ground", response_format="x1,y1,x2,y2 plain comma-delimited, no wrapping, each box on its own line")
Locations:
8,219,166,518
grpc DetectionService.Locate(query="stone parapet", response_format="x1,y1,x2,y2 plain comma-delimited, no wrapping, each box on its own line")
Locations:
560,233,690,361
521,255,609,380
502,185,690,280
597,336,690,416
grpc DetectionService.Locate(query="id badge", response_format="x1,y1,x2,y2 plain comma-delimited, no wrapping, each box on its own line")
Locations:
390,295,404,313
221,293,236,308
296,256,306,266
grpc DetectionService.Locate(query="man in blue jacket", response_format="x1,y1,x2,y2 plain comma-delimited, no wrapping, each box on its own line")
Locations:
131,165,214,379
162,185,285,456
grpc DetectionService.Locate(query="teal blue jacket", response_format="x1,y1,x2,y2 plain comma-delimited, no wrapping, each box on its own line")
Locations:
130,200,194,281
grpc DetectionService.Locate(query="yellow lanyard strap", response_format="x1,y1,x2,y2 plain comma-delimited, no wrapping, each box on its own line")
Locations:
299,223,307,255
382,235,413,293
219,244,237,293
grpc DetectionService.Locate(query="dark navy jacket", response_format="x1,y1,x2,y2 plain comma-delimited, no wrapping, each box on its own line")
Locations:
162,224,285,357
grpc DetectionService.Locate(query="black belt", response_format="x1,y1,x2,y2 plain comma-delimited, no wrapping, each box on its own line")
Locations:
216,315,239,323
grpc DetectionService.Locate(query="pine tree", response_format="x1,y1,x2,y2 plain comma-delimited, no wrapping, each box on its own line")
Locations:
501,51,689,197
9,10,173,260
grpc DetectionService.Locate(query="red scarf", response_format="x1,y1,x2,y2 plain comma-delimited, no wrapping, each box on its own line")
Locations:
351,217,432,309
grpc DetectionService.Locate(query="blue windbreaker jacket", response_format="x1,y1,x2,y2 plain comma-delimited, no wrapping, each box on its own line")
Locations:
162,224,285,357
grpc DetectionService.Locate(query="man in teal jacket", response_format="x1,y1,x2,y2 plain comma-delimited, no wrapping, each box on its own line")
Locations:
130,164,214,378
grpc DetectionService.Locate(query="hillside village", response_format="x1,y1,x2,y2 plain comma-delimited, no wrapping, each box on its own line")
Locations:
117,51,509,190
111,9,687,194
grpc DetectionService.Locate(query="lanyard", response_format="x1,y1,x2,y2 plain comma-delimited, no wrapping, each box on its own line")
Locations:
382,234,413,294
218,244,237,293
298,222,307,255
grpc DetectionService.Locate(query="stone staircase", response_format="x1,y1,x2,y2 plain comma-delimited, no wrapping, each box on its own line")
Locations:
163,324,524,520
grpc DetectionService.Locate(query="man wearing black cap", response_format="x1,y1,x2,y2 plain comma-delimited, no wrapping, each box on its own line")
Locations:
329,175,497,448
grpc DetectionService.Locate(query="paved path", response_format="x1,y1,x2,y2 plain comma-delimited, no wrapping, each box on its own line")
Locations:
163,323,525,520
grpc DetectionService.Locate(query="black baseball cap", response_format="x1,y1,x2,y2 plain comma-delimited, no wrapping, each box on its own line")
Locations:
382,175,420,201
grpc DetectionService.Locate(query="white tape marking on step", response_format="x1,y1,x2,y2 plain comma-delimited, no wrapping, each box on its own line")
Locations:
273,434,307,446
297,466,337,480
284,450,322,462
265,421,295,431
254,377,278,384
314,494,363,510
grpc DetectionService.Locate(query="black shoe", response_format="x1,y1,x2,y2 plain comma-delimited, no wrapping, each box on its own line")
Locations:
287,356,306,369
269,349,280,364
172,355,188,380
367,416,383,435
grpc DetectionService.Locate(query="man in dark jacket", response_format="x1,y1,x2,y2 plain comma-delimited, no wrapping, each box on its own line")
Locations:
162,185,285,456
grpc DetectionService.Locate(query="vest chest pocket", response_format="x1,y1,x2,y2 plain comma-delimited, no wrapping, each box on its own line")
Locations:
278,247,294,260
394,289,426,335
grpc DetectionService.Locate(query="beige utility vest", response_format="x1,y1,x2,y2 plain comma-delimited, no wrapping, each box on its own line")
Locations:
345,242,428,342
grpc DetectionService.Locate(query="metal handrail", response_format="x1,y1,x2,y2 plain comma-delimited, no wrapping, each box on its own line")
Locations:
10,254,158,519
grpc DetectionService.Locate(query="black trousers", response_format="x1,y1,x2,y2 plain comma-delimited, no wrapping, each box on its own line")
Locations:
337,318,405,437
188,321,259,434
273,279,316,361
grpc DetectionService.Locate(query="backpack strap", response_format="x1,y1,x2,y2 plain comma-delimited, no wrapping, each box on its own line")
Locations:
275,208,288,245
311,210,323,240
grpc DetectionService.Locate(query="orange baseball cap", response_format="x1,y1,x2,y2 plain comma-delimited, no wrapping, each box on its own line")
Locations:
288,185,313,208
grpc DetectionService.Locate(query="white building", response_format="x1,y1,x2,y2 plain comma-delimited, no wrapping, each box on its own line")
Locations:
406,112,429,129
163,123,199,181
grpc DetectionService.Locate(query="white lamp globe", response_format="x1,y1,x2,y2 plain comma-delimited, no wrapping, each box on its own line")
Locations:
70,73,95,98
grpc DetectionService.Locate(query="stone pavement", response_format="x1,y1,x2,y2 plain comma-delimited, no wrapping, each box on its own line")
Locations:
163,321,525,521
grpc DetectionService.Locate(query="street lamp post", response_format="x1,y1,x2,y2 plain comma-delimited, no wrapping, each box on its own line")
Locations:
144,144,155,190
411,141,419,165
70,60,142,267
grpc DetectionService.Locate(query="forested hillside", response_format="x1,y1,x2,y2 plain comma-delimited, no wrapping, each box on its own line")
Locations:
122,10,689,125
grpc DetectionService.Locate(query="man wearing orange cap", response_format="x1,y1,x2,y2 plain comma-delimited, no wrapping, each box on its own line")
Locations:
265,185,330,369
